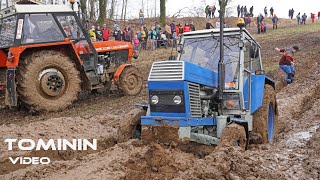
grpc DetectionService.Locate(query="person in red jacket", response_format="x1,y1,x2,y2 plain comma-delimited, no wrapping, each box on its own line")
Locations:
275,46,299,84
311,13,315,23
102,24,110,41
183,23,191,32
175,24,180,36
318,11,320,19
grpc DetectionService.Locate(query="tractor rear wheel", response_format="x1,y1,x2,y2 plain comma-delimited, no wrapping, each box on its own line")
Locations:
252,84,278,144
218,123,247,150
17,50,81,111
118,66,143,96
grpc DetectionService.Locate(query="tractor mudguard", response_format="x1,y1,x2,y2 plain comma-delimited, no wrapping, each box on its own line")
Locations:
113,64,131,85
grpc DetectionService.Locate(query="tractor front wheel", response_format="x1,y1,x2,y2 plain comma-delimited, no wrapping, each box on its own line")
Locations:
118,66,143,96
17,50,81,111
252,85,278,144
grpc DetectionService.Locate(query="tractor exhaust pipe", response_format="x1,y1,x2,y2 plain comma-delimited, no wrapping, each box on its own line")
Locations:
218,2,225,115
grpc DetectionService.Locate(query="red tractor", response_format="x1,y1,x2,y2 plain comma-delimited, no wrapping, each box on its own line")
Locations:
0,4,142,111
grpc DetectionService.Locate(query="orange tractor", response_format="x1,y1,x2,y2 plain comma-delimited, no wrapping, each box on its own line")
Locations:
0,4,142,111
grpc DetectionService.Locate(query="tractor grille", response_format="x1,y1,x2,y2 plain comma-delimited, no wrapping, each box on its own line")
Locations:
148,61,184,81
188,82,202,117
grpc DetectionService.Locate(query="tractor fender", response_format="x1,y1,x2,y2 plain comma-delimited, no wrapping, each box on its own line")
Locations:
113,64,132,85
6,41,83,69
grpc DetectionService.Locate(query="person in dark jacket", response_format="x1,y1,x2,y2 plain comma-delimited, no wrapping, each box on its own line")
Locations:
302,13,307,24
190,21,195,31
257,13,264,34
95,26,102,41
296,13,301,25
240,6,244,17
249,6,254,17
272,14,278,29
237,5,240,17
275,46,299,84
290,8,295,19
206,21,214,29
114,27,122,41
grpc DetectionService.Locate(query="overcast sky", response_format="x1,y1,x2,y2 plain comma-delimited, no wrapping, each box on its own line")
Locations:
127,0,320,19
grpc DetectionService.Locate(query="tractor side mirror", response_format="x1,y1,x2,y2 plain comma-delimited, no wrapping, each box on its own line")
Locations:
249,44,260,58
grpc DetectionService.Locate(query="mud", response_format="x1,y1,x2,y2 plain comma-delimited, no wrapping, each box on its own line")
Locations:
1,22,320,179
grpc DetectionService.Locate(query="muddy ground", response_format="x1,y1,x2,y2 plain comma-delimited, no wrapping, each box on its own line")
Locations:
1,22,320,179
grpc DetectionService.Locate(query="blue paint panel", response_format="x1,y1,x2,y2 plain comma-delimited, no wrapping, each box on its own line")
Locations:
184,61,219,87
250,74,266,114
141,116,216,127
243,76,250,110
148,81,185,90
150,112,186,117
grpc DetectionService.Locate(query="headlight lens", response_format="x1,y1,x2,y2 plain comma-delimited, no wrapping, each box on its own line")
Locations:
151,95,159,104
223,94,241,110
173,95,182,104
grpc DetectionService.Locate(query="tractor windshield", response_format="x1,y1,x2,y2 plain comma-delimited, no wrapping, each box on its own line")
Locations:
0,15,16,48
179,35,241,89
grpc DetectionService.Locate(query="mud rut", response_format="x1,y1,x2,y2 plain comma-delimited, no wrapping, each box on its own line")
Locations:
1,28,320,179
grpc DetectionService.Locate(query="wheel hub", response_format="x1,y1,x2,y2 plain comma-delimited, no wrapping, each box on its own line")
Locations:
39,68,65,97
125,74,138,90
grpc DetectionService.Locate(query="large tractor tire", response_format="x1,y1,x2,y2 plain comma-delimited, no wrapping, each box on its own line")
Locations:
252,84,278,144
17,50,81,111
218,123,247,150
118,66,143,96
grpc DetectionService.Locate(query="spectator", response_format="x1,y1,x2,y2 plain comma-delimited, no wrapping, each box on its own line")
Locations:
257,13,264,34
302,13,307,24
175,24,180,36
183,23,191,32
148,26,157,50
133,34,139,53
244,6,247,14
165,23,172,38
139,9,144,24
95,26,102,41
240,6,244,17
208,5,213,18
205,5,210,18
260,21,265,33
122,27,132,42
270,7,274,17
178,23,184,34
143,24,148,49
155,23,161,35
113,21,118,30
89,26,96,41
272,14,279,29
263,21,267,33
249,6,254,17
102,24,110,41
237,5,240,17
211,5,216,18
264,6,268,17
206,21,214,29
170,21,176,35
216,19,220,29
190,21,196,31
311,13,315,23
114,27,122,41
275,46,299,84
244,15,251,28
296,13,301,25
290,8,295,19
318,11,320,19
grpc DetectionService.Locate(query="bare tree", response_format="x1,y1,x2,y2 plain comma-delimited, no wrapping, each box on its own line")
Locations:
89,0,96,22
159,0,165,26
109,0,115,19
97,0,107,25
123,0,128,22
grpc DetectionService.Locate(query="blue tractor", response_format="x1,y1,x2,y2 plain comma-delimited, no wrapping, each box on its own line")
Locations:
140,27,278,148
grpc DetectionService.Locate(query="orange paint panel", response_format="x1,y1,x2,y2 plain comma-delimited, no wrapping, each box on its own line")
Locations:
0,50,8,67
93,40,133,61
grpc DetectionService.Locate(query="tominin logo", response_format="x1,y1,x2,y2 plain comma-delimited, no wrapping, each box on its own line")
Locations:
4,139,97,165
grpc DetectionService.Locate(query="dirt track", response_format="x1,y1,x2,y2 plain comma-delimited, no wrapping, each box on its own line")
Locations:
1,23,320,179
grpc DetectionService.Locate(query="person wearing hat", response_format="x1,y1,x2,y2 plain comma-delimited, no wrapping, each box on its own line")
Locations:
275,46,299,84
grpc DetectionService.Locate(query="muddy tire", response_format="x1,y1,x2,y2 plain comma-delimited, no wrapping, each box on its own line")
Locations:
218,123,247,150
17,50,81,111
118,66,143,96
252,84,278,144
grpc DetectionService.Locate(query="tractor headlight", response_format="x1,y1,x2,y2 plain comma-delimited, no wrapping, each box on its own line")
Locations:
173,95,182,104
151,95,159,104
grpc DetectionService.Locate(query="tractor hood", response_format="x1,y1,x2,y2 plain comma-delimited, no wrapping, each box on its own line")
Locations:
148,61,218,88
92,40,133,59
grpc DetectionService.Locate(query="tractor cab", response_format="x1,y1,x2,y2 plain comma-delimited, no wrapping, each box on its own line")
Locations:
141,28,277,147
